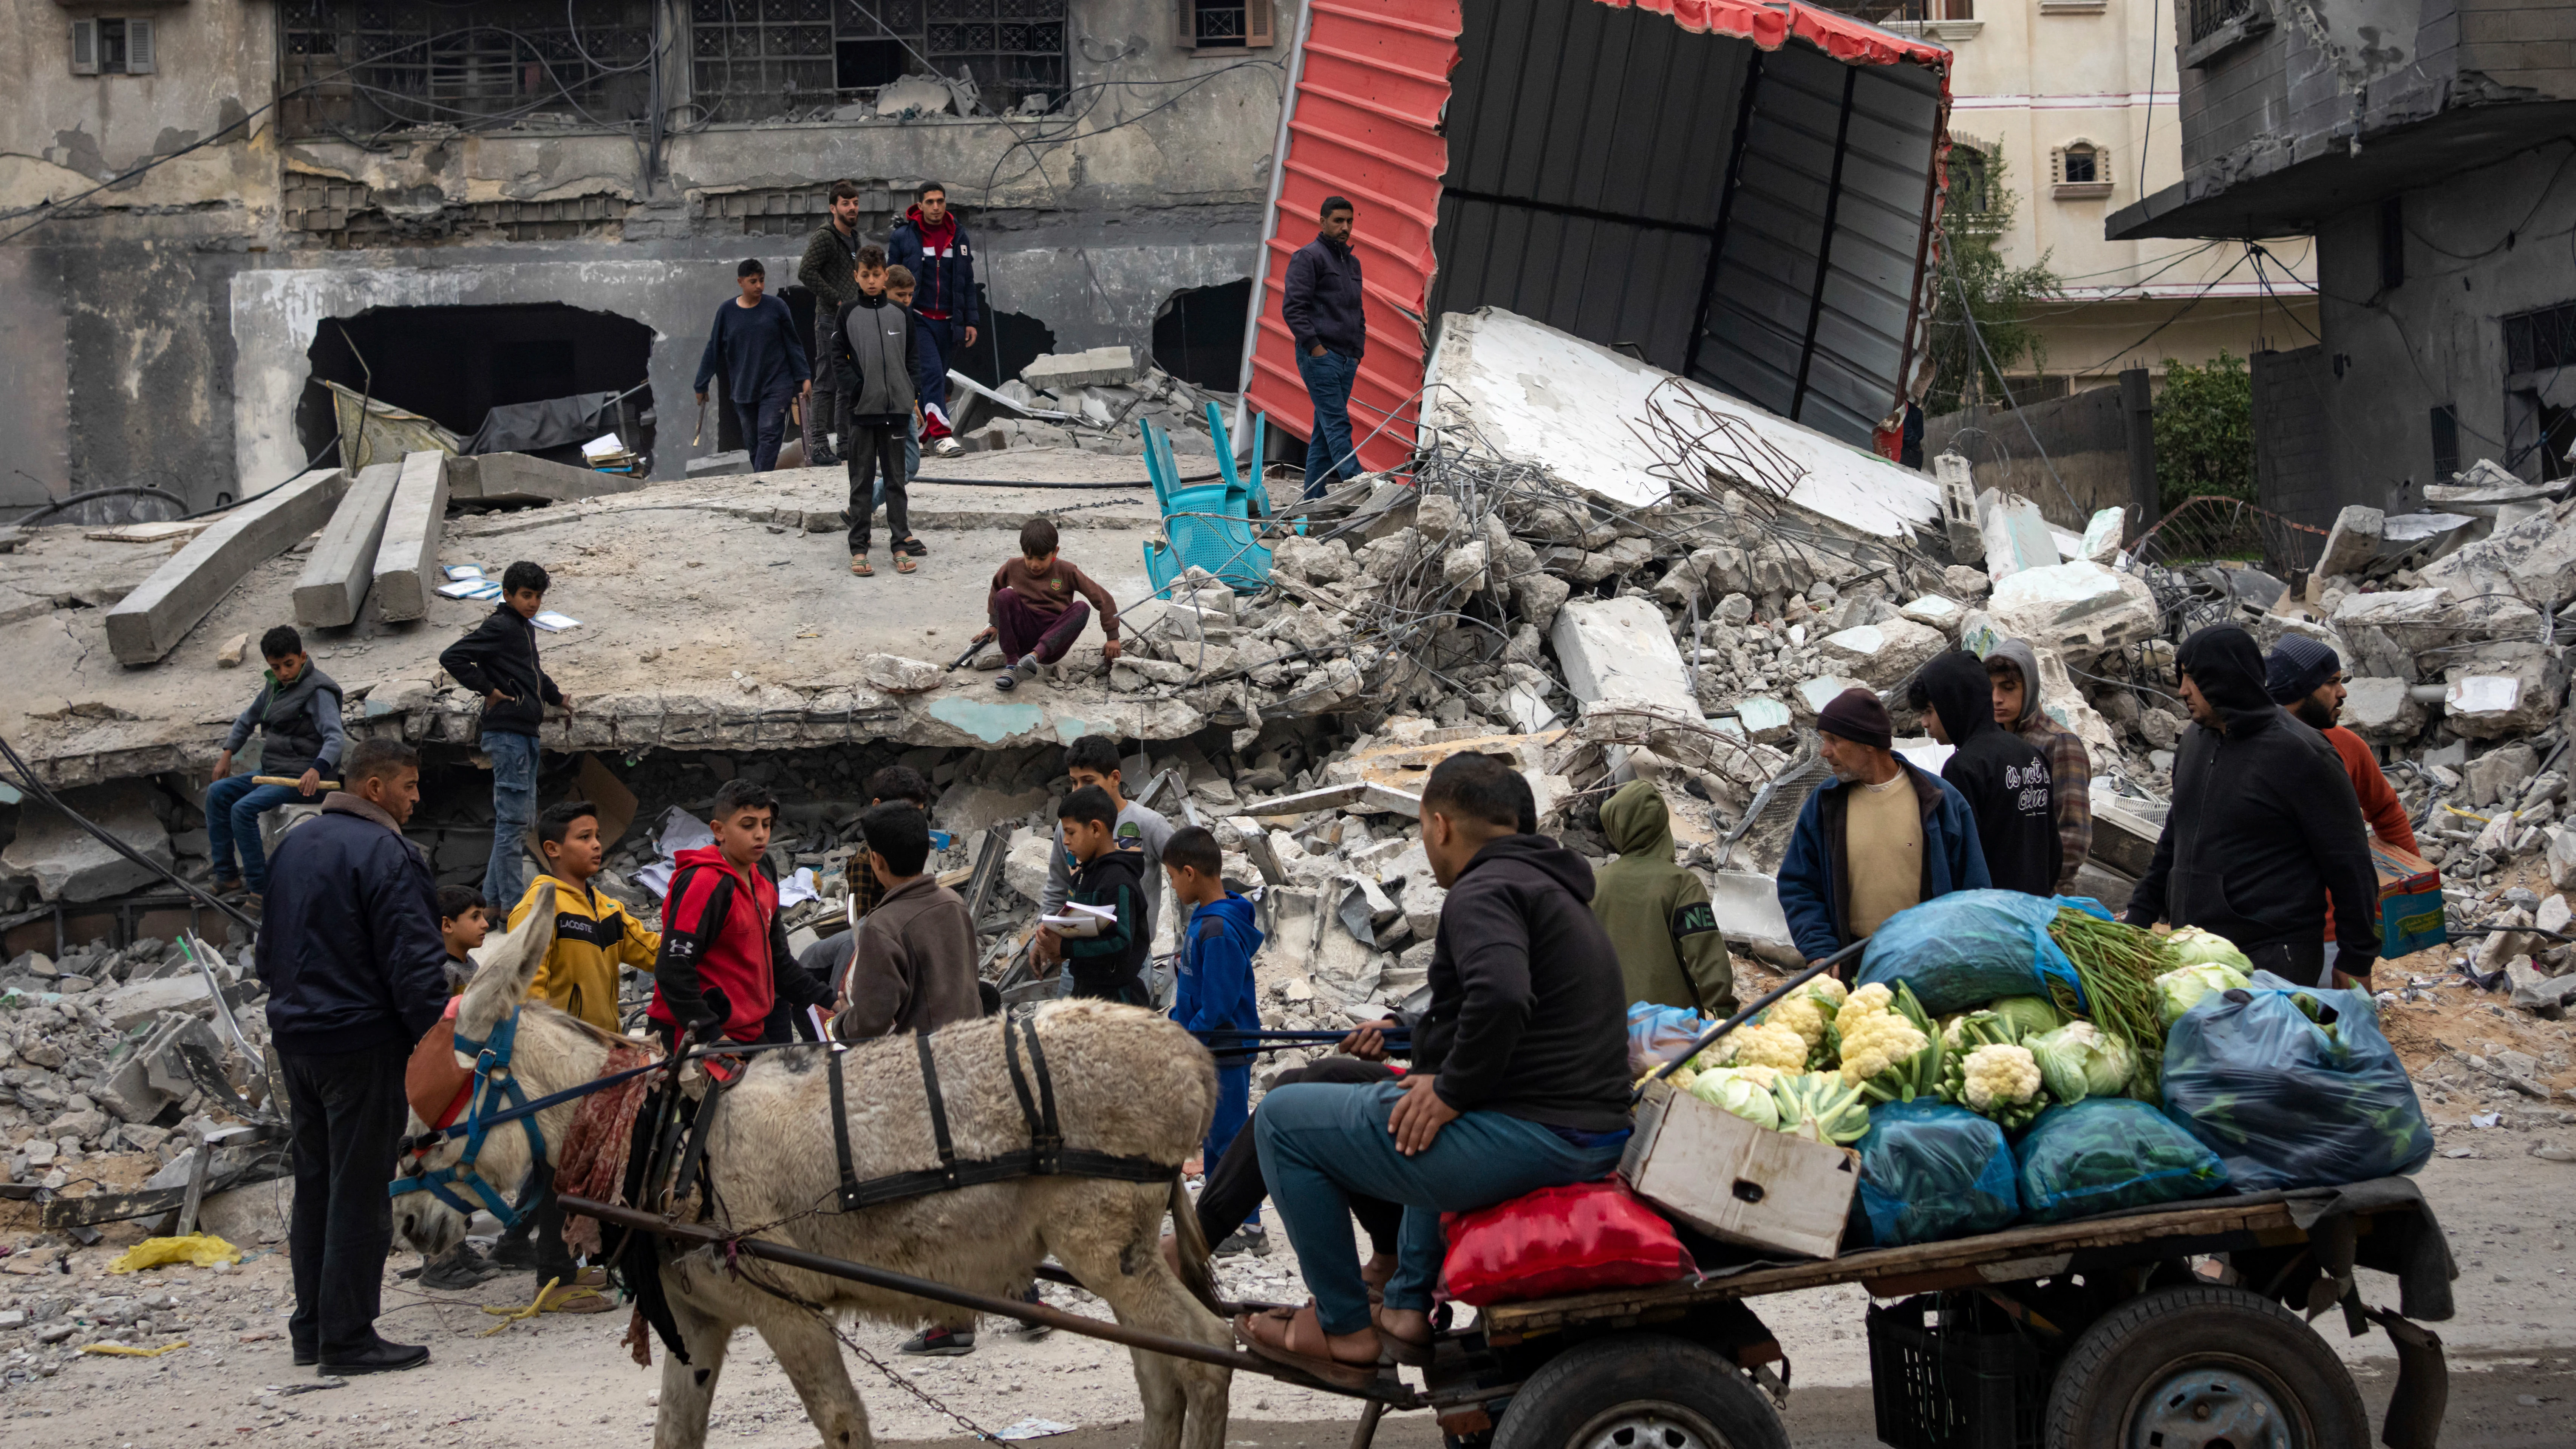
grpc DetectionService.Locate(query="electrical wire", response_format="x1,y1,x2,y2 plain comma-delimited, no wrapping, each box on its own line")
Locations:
5,487,190,526
0,734,258,936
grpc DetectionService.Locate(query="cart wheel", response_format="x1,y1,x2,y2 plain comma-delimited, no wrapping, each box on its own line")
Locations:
2044,1285,2368,1448
1490,1334,1787,1449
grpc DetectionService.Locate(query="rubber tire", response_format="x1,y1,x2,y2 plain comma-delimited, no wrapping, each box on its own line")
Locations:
2043,1284,2369,1448
1490,1333,1788,1449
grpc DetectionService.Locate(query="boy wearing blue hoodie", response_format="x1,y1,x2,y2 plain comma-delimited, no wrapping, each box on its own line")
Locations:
1163,826,1263,1177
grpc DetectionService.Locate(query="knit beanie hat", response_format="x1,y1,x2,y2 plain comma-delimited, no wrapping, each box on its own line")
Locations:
1817,688,1894,751
2263,634,2341,705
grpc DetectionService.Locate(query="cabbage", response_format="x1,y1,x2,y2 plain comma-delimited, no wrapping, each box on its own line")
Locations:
1689,1067,1783,1130
2166,927,2253,973
2155,961,2253,1027
1987,995,2066,1041
2026,1021,2134,1103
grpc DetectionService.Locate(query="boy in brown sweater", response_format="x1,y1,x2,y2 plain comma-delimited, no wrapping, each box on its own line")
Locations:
974,516,1123,690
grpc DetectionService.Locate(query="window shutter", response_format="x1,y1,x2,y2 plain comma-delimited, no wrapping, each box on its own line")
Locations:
1247,0,1275,48
71,18,98,75
1177,0,1199,50
126,18,155,74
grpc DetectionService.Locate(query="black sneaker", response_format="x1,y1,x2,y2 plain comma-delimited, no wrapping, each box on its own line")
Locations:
1217,1226,1274,1258
896,536,929,558
292,1344,317,1367
1006,1285,1052,1339
420,1244,501,1290
899,1325,976,1356
319,1339,430,1375
489,1231,539,1271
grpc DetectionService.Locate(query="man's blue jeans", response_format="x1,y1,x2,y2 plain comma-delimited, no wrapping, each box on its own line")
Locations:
482,731,539,906
1296,347,1363,499
1256,1079,1628,1335
206,774,300,892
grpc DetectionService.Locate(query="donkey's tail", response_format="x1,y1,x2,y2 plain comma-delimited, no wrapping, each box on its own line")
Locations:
1167,1174,1224,1318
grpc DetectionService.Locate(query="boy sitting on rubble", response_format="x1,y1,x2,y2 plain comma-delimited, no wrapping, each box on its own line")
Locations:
209,625,345,911
974,517,1123,690
1048,785,1152,1004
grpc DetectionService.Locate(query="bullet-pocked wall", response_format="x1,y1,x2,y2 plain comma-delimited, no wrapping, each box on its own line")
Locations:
1,0,1288,508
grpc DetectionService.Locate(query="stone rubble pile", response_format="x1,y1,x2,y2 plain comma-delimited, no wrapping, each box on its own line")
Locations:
949,348,1235,461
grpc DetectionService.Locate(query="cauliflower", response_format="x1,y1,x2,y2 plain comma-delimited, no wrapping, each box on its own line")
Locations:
1763,976,1848,1058
1699,1021,1808,1074
1959,1043,2042,1112
1836,1006,1932,1090
1831,980,1940,1100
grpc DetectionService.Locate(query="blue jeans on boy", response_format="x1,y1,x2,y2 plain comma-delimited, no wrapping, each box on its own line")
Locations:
482,731,539,906
206,775,301,892
1207,1061,1252,1217
1296,347,1362,499
1255,1079,1628,1335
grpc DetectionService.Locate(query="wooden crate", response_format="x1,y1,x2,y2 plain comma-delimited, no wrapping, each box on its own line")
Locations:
1620,1079,1858,1260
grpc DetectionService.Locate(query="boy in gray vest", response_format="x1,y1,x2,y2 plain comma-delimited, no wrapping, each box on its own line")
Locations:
833,247,927,577
209,625,344,908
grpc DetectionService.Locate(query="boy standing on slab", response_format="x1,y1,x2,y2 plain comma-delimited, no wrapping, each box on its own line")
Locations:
438,561,568,908
835,246,928,577
1048,786,1152,1005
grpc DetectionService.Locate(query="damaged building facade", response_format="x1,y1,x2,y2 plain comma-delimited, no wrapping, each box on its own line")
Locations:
0,0,1285,509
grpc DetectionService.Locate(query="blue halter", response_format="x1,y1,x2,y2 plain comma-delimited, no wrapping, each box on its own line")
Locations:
389,1008,550,1231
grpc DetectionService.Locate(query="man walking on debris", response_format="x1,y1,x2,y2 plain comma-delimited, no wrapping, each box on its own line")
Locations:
2266,635,2418,980
208,625,344,911
795,180,868,468
1592,779,1735,1016
258,738,449,1376
438,561,566,909
1911,649,2060,895
1777,688,1989,966
2126,624,2380,987
1987,639,2092,893
889,182,977,459
1282,195,1366,499
692,258,811,473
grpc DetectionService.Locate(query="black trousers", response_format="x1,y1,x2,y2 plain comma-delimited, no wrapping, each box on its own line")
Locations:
1196,1054,1404,1253
844,419,909,555
283,1045,408,1359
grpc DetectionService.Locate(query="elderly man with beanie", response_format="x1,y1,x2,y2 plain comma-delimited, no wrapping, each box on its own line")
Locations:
1777,688,1990,965
1985,639,2092,892
1593,779,1735,1016
2128,625,2381,986
2265,634,2420,977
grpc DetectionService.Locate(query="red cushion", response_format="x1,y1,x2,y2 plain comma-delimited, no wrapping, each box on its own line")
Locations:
1440,1178,1695,1307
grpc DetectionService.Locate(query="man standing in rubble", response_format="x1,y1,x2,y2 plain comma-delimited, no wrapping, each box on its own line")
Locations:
796,180,868,468
889,182,977,460
1777,688,1989,965
2127,625,2380,987
1282,195,1365,499
2267,634,2413,980
1910,650,2060,896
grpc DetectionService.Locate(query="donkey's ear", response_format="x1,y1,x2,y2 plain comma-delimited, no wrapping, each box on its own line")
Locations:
456,882,558,1046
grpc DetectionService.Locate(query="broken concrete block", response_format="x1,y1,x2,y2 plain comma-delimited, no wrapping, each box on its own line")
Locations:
2539,892,2572,937
685,450,752,479
104,466,347,664
1814,617,1944,687
1709,870,1803,968
1270,534,1354,584
292,461,400,628
0,780,173,902
1976,490,2059,581
1442,540,1491,592
2550,830,2576,892
449,451,645,505
97,974,214,1030
2339,677,2427,741
935,783,1051,835
2079,507,2125,564
1735,696,1794,744
1934,455,1983,563
1792,674,1872,724
2421,495,2576,609
217,633,249,667
1984,561,2158,663
2462,743,2537,808
857,653,944,694
2444,643,2568,739
2316,506,2384,578
1551,595,1698,718
96,1057,172,1124
1515,573,1571,636
1024,346,1141,391
1899,595,1965,635
371,451,451,622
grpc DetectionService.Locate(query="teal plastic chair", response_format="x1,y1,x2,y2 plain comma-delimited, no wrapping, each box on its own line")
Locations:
1138,420,1273,594
1204,403,1270,519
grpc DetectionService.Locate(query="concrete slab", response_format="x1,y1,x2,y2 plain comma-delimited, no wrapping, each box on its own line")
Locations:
0,780,172,902
102,467,348,664
1023,346,1141,391
1976,490,2060,581
1709,869,1801,967
451,452,649,505
2316,505,2383,578
1551,596,1699,718
1814,618,1944,688
292,461,400,628
1984,561,2159,663
371,451,452,622
685,451,752,479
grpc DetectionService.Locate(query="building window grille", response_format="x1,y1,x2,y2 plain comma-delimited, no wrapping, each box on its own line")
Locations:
277,0,653,138
2188,0,2251,44
690,0,1066,119
2505,301,2576,377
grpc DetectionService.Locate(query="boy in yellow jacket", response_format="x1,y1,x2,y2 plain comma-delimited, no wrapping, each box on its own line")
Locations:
508,799,659,1033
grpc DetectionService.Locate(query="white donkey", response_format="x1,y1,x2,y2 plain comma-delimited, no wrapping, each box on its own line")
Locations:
394,898,1233,1449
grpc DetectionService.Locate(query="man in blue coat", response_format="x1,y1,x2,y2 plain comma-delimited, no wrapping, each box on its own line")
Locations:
889,182,978,459
1775,688,1990,964
257,738,451,1376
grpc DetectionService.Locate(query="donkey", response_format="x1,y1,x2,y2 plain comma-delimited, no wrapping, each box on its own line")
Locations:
394,898,1233,1449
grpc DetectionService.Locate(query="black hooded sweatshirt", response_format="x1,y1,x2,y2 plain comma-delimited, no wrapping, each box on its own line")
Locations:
2128,626,2380,968
1413,834,1633,1134
1920,650,2061,896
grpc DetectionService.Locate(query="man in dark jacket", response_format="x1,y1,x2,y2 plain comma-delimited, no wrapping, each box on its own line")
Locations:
888,182,977,459
1777,688,1990,963
208,624,345,907
1281,196,1366,499
1912,649,2060,895
795,180,868,467
257,738,449,1377
691,258,811,472
437,561,564,908
2128,625,2380,986
1246,753,1631,1384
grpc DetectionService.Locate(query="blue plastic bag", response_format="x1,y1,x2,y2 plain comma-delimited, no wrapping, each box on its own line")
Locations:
2159,973,2433,1192
1856,890,2084,1015
1627,1002,1710,1077
2015,1098,2230,1222
1853,1101,2019,1246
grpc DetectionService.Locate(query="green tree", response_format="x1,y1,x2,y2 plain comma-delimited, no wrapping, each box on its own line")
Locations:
1923,144,2060,416
2152,350,2255,511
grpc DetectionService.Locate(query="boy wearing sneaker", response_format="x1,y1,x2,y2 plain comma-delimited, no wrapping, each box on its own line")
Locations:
834,247,928,578
976,517,1121,690
1164,825,1263,1206
208,625,345,911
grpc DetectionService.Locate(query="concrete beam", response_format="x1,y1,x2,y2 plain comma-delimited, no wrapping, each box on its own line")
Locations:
103,467,347,665
449,452,645,505
372,451,451,622
291,461,400,628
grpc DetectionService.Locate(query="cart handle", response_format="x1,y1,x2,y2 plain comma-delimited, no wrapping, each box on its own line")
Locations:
1634,937,1869,1103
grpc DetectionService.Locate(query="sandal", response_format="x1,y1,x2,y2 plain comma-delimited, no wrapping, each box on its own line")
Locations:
1373,1305,1432,1367
895,554,917,574
849,554,873,576
1234,1305,1381,1391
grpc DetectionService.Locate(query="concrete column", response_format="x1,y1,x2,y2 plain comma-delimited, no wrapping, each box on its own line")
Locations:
103,467,347,665
291,460,400,627
372,451,451,622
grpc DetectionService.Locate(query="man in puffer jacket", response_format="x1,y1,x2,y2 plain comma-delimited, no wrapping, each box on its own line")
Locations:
889,182,977,458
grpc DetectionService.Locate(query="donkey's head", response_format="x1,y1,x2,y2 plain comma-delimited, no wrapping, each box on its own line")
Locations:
392,887,563,1256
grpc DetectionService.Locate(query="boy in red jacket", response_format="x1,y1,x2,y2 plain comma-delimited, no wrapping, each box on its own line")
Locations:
647,779,833,1046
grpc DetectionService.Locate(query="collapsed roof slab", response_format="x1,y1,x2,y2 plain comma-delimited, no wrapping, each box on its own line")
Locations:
1421,307,1944,537
293,461,400,628
102,467,349,665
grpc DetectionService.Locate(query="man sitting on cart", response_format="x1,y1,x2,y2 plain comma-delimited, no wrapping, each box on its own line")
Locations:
1240,752,1633,1386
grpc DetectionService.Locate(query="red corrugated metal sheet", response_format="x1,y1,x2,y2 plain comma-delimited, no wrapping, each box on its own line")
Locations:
1246,0,1950,475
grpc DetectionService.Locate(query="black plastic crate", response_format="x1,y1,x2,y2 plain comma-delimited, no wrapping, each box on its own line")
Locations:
1866,1294,2056,1449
